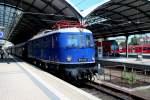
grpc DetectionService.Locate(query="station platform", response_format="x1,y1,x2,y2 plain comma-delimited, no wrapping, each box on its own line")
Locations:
0,55,100,100
120,53,150,59
98,57,150,69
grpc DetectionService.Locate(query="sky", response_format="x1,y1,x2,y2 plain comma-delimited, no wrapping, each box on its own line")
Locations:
69,0,104,11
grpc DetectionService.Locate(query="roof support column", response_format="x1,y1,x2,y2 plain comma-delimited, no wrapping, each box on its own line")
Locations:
78,17,86,26
125,34,129,58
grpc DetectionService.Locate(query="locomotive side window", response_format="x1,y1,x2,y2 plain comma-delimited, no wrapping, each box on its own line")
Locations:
43,36,50,48
86,35,90,47
35,39,40,48
78,35,84,48
44,37,46,41
52,36,53,48
52,36,55,48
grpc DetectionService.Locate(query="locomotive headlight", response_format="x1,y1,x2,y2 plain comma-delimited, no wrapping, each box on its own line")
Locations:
67,56,72,62
92,56,95,61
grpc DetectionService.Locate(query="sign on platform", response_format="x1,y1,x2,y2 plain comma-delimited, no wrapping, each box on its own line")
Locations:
0,32,4,38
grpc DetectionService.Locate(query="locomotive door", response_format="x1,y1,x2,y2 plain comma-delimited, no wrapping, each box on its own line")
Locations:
97,47,103,60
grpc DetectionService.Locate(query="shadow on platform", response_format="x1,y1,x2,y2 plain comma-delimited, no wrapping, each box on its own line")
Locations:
0,55,23,64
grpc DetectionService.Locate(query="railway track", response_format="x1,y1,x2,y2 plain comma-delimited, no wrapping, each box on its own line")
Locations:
80,83,119,100
83,81,145,100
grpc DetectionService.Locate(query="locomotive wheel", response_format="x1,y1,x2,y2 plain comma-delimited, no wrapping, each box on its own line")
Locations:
34,61,36,65
39,62,41,67
45,63,48,69
58,66,66,79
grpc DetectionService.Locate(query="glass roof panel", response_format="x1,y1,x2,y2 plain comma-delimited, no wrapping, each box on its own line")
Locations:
0,5,22,39
85,16,108,26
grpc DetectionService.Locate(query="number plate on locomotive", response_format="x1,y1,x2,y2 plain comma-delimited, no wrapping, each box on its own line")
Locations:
78,58,87,62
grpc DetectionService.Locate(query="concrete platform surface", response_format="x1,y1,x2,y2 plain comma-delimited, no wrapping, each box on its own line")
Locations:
99,57,150,66
98,57,150,70
94,77,150,100
0,56,100,100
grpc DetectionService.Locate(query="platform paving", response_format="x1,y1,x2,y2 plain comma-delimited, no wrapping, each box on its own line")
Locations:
98,57,150,70
0,55,100,100
99,57,150,66
0,57,50,100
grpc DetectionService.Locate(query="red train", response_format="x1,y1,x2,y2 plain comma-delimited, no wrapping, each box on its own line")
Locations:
95,40,120,57
96,40,150,58
119,44,150,54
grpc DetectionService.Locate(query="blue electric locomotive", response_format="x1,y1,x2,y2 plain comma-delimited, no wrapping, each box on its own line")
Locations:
27,27,97,79
9,19,98,80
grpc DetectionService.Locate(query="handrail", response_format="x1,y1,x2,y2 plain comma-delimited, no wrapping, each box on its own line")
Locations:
52,20,85,29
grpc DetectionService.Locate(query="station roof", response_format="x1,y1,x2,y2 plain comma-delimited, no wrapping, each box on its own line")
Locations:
0,0,81,44
86,0,150,38
1,0,150,44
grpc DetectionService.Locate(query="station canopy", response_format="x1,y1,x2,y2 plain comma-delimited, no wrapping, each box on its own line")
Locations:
85,0,150,38
1,0,150,44
0,0,82,44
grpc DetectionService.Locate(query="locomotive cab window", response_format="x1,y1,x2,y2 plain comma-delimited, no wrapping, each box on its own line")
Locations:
68,35,79,48
67,34,94,48
86,35,94,47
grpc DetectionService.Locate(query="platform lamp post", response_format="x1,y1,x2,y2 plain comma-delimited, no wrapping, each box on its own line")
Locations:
125,35,129,58
138,35,143,61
